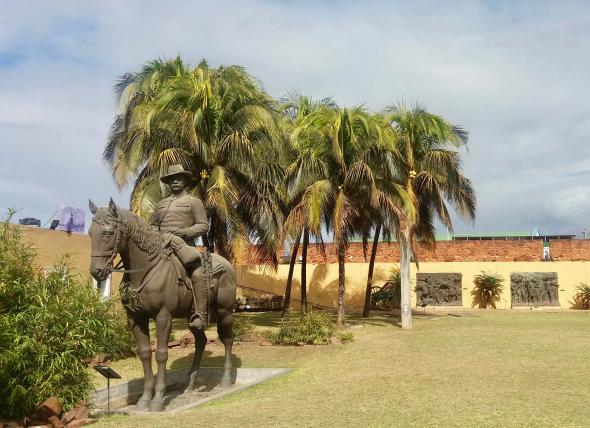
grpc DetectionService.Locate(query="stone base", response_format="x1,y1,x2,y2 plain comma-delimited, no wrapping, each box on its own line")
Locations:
91,367,290,414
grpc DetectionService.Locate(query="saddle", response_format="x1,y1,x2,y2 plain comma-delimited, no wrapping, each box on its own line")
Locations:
169,249,225,290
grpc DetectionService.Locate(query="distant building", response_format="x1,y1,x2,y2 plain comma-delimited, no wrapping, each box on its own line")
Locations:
18,217,41,227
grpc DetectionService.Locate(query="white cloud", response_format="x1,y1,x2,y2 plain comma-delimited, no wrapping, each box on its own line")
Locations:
1,0,589,235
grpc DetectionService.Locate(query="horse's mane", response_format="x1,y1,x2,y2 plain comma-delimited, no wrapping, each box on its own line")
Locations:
118,208,164,255
95,207,164,255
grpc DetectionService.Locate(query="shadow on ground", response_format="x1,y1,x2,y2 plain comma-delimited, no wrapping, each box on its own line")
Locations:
169,348,243,371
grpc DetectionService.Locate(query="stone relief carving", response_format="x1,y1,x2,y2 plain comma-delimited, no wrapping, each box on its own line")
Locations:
510,272,559,306
415,273,462,306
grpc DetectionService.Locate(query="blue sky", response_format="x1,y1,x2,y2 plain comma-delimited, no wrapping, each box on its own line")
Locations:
1,0,590,235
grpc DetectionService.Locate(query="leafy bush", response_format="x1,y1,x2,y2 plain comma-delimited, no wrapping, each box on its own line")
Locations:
371,267,401,309
471,271,504,309
0,215,134,418
570,283,590,309
232,315,255,338
268,310,336,345
337,331,354,343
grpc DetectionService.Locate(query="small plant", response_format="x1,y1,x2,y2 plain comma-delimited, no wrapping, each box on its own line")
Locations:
233,315,256,338
570,283,590,309
471,271,504,309
337,331,354,343
371,267,401,309
268,310,336,345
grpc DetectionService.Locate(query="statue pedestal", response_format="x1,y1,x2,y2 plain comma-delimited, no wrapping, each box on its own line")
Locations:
91,367,290,414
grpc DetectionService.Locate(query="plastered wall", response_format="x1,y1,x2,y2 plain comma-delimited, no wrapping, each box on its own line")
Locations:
18,225,590,310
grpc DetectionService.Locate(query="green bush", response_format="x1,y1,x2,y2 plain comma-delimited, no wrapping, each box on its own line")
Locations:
0,214,134,418
371,267,401,309
570,283,590,309
471,271,504,309
268,310,336,345
337,331,354,343
232,315,255,338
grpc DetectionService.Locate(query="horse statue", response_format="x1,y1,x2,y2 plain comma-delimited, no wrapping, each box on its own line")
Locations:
88,199,236,412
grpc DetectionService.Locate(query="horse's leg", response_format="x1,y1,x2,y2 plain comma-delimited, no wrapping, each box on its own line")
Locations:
217,307,234,388
185,326,207,393
150,309,172,412
130,315,154,411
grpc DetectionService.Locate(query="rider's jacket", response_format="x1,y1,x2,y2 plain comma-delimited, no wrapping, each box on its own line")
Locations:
151,193,208,246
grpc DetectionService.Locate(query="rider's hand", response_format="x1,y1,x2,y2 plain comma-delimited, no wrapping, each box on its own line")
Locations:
172,229,188,239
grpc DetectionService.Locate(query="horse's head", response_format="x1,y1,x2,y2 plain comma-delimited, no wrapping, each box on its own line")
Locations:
88,198,124,281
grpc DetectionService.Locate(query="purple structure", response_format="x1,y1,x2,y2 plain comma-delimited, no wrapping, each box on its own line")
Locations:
55,206,85,233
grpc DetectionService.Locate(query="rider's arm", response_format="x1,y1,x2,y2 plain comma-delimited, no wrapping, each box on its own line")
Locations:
180,198,209,239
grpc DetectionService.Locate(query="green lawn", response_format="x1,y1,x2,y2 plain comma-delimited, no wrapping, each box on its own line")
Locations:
93,311,590,427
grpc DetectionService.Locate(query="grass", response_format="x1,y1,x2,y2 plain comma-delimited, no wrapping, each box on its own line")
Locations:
92,311,590,427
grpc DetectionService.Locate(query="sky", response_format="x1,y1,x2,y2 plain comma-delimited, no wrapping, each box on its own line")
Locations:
1,0,589,236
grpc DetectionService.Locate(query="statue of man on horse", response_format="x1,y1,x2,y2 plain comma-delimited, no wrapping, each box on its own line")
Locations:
151,164,210,331
88,165,236,412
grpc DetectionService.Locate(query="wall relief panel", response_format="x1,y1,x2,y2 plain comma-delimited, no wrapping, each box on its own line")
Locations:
510,272,559,306
415,273,462,306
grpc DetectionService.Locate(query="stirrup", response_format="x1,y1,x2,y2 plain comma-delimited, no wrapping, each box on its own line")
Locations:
189,314,207,330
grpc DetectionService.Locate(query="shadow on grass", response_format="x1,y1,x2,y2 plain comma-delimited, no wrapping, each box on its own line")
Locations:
347,313,401,328
169,346,243,371
348,309,446,327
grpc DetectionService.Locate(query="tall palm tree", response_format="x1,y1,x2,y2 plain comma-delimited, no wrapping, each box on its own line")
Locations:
386,104,476,329
279,94,336,315
104,56,191,217
358,113,406,318
285,105,404,326
104,58,285,263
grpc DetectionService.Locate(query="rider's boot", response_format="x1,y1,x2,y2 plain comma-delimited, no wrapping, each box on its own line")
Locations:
189,276,208,330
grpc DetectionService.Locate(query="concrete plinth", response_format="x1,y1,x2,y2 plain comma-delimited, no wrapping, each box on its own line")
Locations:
91,367,290,414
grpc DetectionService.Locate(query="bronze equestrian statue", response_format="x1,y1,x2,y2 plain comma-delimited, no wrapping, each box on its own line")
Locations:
150,164,210,330
88,172,236,412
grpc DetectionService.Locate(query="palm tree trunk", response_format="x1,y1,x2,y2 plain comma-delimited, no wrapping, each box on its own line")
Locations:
300,227,309,314
337,239,346,326
399,226,412,329
362,223,381,318
282,232,302,317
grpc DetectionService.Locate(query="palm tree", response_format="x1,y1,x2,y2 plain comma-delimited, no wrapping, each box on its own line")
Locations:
358,113,406,318
386,104,476,329
104,58,285,263
285,105,403,326
104,56,191,218
279,94,336,315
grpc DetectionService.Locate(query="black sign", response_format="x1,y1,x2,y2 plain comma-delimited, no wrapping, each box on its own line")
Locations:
94,365,121,379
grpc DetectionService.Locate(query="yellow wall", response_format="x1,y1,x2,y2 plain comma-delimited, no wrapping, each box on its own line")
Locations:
238,261,590,310
18,225,123,287
18,225,588,310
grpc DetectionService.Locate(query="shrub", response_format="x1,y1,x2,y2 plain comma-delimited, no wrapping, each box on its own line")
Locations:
268,310,336,345
232,315,255,338
570,283,590,309
337,331,354,343
471,271,504,309
371,267,401,310
0,214,134,418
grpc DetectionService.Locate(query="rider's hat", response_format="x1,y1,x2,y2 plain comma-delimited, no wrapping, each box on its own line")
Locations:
160,164,195,185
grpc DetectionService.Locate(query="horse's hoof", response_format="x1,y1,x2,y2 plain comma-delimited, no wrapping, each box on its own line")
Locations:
184,371,198,393
149,399,165,412
220,376,232,388
135,398,151,411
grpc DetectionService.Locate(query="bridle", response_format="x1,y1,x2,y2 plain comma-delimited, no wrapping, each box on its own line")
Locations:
90,218,123,275
90,217,155,276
